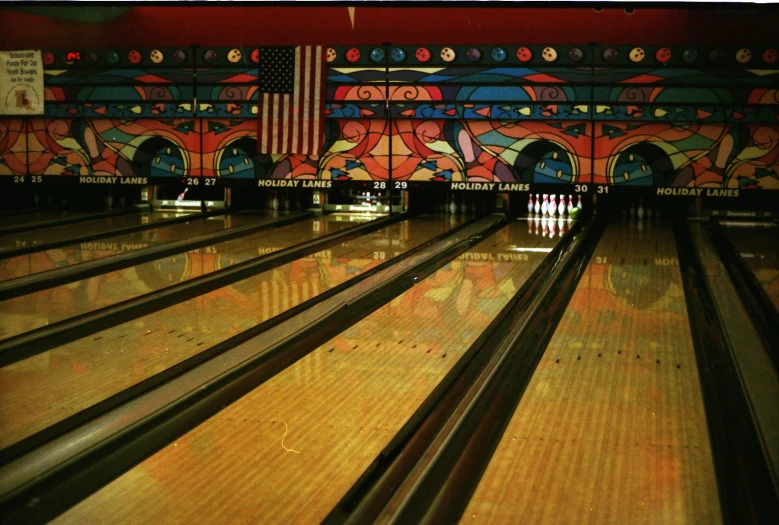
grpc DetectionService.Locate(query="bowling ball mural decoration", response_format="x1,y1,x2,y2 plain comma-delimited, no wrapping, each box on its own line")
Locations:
628,47,645,63
655,47,672,63
42,51,55,65
150,49,164,64
465,47,482,62
612,151,653,186
250,48,260,63
172,49,187,64
219,144,254,178
735,48,752,64
541,47,558,62
203,49,218,64
568,47,584,62
681,48,698,63
764,49,779,64
369,48,385,62
516,47,532,62
128,49,142,64
440,47,456,62
345,48,361,62
85,51,99,64
415,47,431,62
491,47,507,62
227,49,242,63
532,149,574,184
709,49,725,62
602,47,619,62
326,48,337,62
390,48,406,63
106,50,120,64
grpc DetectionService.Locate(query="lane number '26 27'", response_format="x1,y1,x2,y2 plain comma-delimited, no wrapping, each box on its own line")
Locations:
186,178,217,186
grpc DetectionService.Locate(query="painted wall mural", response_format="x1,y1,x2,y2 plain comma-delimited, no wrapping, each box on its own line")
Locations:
1,44,777,190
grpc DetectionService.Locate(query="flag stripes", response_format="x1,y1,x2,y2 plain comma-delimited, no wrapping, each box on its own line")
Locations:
258,45,325,157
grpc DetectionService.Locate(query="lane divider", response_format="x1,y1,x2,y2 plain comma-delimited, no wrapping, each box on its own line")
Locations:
0,205,146,237
675,217,779,524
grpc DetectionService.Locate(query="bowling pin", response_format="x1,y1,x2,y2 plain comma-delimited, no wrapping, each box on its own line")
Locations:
541,194,548,215
647,207,653,220
549,195,557,217
567,195,573,215
177,187,189,201
34,193,40,206
284,192,291,210
534,194,541,214
105,193,114,209
541,217,548,237
628,199,635,218
461,194,468,214
558,217,564,237
528,219,533,234
272,191,279,210
576,195,582,210
549,217,556,237
557,194,565,216
449,195,457,214
637,199,645,220
534,214,540,235
528,194,534,214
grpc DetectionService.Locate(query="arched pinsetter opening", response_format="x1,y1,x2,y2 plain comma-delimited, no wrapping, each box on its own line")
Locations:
513,141,575,184
217,137,258,178
133,137,187,178
611,142,674,186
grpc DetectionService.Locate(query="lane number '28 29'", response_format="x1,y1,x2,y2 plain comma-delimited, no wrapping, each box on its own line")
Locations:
374,181,408,190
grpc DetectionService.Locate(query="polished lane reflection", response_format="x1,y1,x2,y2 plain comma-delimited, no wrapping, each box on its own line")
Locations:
464,221,721,525
52,220,560,524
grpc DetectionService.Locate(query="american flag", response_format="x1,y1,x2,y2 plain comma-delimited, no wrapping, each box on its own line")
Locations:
257,46,326,157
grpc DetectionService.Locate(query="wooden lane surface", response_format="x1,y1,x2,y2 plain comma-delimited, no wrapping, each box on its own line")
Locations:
692,222,779,488
463,222,721,525
0,216,456,451
0,212,267,283
0,214,360,342
52,220,560,525
0,211,173,254
0,210,95,229
722,226,779,312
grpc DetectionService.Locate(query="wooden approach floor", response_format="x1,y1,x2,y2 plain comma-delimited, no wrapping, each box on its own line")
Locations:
0,211,267,282
0,214,351,341
0,216,453,450
462,222,721,525
53,220,558,524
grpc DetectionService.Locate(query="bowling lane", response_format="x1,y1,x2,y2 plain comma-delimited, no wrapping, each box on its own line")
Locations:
0,210,176,255
53,220,562,524
0,209,97,229
464,222,721,525
0,215,459,451
0,212,275,282
721,224,779,312
0,214,363,342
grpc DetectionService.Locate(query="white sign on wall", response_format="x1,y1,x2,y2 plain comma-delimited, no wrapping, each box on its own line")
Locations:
0,50,44,115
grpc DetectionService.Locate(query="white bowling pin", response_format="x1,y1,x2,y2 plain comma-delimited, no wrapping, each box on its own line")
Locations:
534,194,541,214
558,217,564,236
541,194,548,215
534,216,540,235
628,200,635,218
567,195,573,215
528,194,534,214
461,195,468,214
637,200,645,220
549,195,557,217
557,194,565,216
576,195,582,210
549,217,556,237
272,192,279,210
449,195,457,214
647,207,653,220
541,217,548,237
105,194,113,209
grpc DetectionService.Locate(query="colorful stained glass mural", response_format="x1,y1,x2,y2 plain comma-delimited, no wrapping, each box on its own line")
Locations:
1,44,777,190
